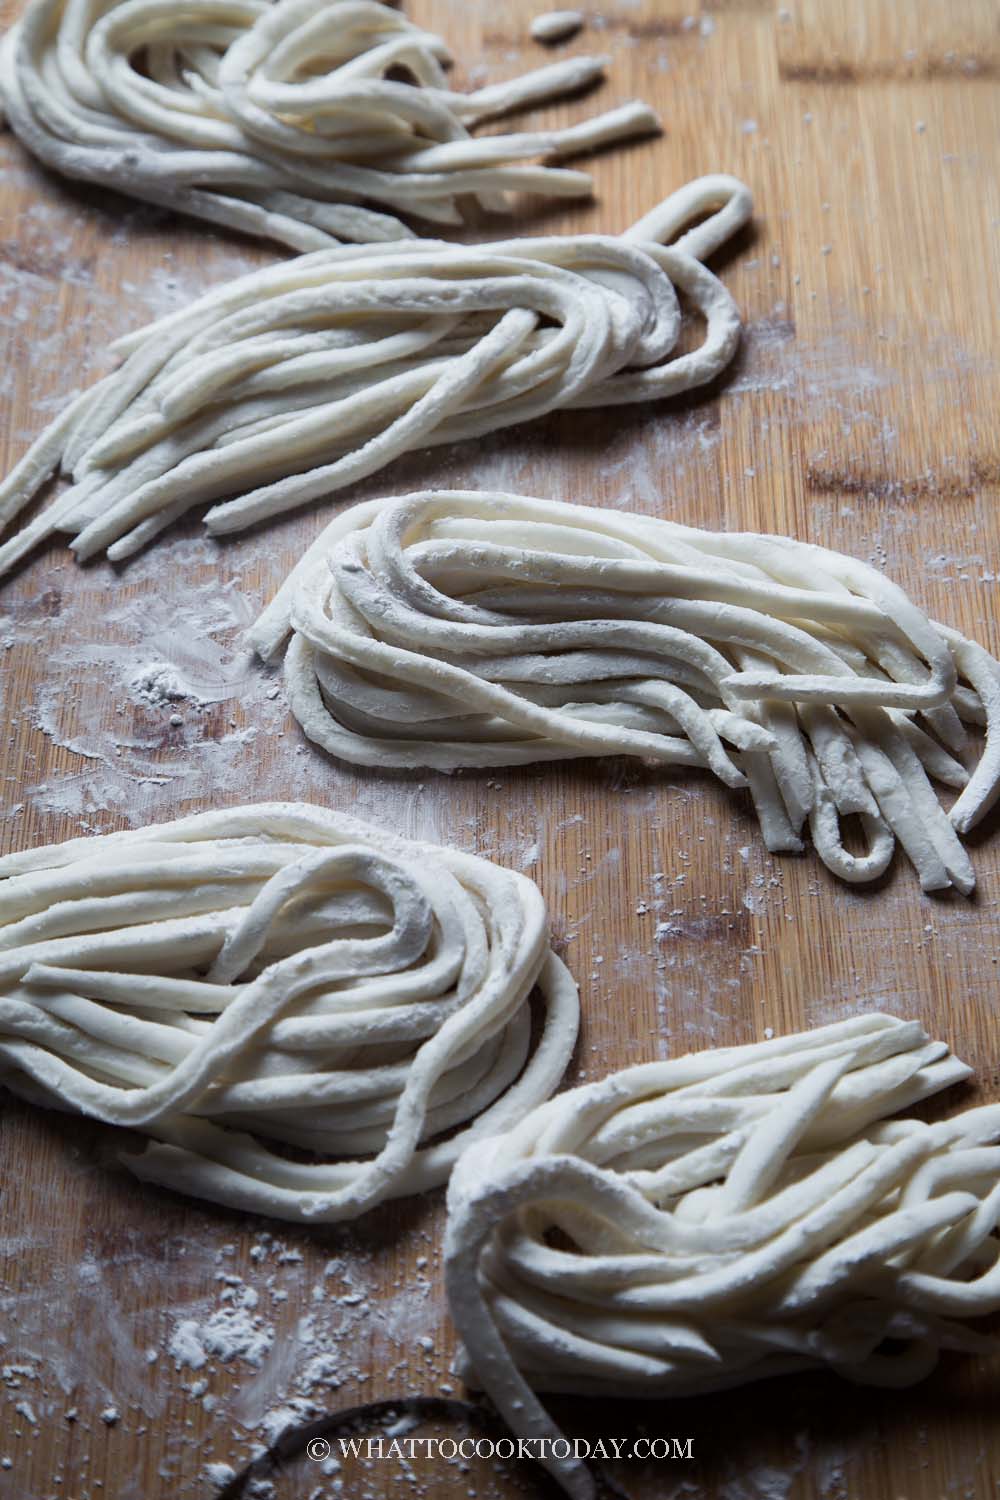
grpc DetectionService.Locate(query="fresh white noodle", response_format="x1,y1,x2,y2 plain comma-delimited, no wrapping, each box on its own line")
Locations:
445,1013,1000,1500
531,11,585,45
0,0,659,250
0,175,751,578
0,801,579,1223
252,489,1000,893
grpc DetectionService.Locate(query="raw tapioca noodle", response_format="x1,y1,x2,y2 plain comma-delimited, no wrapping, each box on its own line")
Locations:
0,802,579,1223
253,490,1000,892
445,1014,1000,1500
0,0,659,250
0,176,750,576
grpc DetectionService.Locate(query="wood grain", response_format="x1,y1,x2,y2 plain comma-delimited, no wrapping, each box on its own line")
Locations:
1,1,999,1497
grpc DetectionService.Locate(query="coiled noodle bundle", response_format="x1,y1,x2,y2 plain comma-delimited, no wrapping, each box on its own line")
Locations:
445,1014,1000,1500
0,176,750,578
254,489,1000,892
0,0,660,250
0,802,579,1223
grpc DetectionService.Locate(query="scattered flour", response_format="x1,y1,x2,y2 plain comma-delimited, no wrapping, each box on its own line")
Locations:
169,1281,274,1372
129,663,199,710
204,1461,237,1486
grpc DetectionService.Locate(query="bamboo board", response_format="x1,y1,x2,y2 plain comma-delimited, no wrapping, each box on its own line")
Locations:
1,2,999,1496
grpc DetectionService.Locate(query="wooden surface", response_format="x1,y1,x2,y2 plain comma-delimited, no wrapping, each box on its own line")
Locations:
1,1,999,1497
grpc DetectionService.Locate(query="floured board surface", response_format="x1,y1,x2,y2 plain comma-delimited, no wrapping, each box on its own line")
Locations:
0,1,998,1497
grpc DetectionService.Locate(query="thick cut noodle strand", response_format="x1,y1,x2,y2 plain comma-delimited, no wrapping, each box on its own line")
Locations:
445,1014,1000,1500
0,802,579,1223
251,489,1000,893
0,175,750,579
0,0,660,251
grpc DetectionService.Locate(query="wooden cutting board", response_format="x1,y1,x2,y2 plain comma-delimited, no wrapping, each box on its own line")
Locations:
1,1,998,1496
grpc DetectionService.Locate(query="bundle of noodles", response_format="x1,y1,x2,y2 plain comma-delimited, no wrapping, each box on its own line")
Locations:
0,0,660,250
0,802,579,1223
251,490,1000,892
445,1014,1000,1500
0,175,751,577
